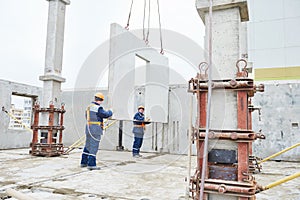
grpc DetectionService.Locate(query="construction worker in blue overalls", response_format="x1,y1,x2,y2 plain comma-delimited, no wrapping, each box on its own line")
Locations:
80,92,113,170
132,105,150,158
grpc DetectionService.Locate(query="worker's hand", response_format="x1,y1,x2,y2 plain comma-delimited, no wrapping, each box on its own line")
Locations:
145,117,150,122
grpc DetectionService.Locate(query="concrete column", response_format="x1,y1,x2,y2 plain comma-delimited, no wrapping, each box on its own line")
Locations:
197,0,249,79
196,1,250,199
197,0,249,130
39,0,70,108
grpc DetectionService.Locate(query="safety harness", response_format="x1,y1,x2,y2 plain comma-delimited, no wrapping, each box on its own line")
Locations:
86,104,104,128
134,124,145,128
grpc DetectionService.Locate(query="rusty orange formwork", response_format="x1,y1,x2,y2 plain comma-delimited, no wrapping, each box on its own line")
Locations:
30,102,65,157
188,60,265,200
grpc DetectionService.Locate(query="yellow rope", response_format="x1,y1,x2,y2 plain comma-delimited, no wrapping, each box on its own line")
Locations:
64,119,117,154
258,142,300,164
3,109,33,133
104,119,118,130
264,172,300,190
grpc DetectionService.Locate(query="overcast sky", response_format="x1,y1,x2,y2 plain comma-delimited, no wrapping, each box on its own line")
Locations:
0,0,205,89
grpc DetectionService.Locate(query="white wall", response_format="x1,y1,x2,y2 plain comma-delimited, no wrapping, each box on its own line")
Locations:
248,0,300,68
0,80,42,149
108,23,169,122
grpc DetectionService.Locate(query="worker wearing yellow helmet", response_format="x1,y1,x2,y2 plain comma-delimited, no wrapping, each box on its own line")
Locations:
80,92,113,170
132,105,151,158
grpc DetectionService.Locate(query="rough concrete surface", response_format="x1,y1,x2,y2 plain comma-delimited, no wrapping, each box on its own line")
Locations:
0,149,299,200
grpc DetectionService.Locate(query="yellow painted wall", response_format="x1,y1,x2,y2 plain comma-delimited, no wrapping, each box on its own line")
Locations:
254,66,300,81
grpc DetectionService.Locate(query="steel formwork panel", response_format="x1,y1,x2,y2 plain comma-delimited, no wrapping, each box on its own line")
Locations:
31,103,65,157
189,72,264,199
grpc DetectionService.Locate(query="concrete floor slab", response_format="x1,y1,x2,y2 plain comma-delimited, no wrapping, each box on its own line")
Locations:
0,149,299,200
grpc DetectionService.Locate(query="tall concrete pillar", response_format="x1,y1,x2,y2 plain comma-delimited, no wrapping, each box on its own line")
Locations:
197,0,250,132
197,0,248,80
30,0,69,156
39,0,70,107
192,1,253,200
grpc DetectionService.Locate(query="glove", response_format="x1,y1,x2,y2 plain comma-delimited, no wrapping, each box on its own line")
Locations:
145,117,150,122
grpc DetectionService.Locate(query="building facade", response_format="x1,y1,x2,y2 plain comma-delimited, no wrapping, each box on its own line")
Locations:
248,0,300,161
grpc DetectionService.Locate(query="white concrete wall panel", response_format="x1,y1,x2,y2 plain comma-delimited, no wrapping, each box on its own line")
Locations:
135,49,169,123
108,24,136,120
145,62,169,123
108,23,169,122
168,85,197,154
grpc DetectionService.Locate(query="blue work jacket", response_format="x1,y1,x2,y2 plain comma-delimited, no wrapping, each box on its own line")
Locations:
86,102,112,124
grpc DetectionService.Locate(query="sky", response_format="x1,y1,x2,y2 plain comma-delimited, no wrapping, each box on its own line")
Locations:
0,0,205,89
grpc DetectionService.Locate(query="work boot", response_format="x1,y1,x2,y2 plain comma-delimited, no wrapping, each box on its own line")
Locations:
87,166,101,170
80,148,89,166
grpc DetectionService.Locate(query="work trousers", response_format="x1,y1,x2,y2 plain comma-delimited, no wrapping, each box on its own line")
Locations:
132,132,144,156
80,124,102,167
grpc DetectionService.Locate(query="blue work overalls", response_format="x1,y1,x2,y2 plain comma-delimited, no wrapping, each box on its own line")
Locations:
80,102,112,167
132,112,145,156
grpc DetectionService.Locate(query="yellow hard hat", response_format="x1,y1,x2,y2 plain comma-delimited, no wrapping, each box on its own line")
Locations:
138,105,144,110
95,92,104,100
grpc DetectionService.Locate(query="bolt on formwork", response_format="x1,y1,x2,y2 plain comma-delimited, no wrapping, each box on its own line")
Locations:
30,102,65,157
188,59,265,199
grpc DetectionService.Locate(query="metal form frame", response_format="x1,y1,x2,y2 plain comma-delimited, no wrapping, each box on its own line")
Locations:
188,60,265,199
30,103,65,157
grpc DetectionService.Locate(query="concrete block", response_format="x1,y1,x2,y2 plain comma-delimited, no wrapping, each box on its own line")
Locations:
196,0,249,23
